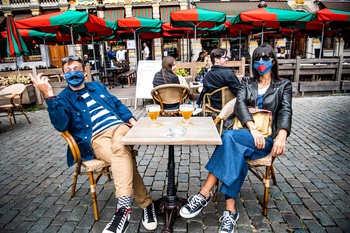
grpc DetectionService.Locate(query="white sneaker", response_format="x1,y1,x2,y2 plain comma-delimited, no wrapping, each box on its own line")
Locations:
142,203,157,230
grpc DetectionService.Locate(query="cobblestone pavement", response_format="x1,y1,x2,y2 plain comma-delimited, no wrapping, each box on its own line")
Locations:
0,94,349,233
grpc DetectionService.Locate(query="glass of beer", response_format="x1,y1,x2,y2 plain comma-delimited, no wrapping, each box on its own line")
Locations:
180,104,195,126
146,104,161,126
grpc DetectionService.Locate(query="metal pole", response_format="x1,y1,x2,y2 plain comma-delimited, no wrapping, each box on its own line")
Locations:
319,22,325,59
239,29,242,60
91,35,97,70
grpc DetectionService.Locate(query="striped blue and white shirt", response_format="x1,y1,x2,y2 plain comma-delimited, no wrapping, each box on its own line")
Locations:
80,92,123,136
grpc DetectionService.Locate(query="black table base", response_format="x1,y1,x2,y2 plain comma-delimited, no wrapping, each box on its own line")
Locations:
154,145,188,233
154,196,187,233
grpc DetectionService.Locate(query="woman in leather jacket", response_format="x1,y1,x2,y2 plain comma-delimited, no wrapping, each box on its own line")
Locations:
180,43,292,233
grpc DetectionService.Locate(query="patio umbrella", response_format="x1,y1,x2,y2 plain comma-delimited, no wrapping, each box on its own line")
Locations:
170,8,226,60
116,16,162,63
2,28,56,68
15,10,116,48
6,16,29,70
237,7,315,45
316,9,350,59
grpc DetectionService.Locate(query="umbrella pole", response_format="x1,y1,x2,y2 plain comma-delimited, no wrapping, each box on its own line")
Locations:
187,31,190,62
239,29,242,60
70,26,75,52
44,37,48,69
290,29,294,59
134,30,138,70
91,35,97,70
261,22,264,45
194,25,197,62
319,22,325,59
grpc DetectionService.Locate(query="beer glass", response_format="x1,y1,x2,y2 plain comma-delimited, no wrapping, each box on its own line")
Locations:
146,104,161,126
180,104,195,126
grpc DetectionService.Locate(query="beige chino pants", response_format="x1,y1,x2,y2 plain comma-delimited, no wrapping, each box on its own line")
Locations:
91,124,152,208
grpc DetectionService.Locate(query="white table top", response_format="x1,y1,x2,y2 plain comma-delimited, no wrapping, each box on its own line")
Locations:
122,117,222,146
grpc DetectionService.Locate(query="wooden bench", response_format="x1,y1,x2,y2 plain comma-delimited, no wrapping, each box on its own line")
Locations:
118,69,137,86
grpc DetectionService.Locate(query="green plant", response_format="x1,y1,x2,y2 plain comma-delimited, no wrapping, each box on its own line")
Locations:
174,68,189,77
25,106,40,112
0,75,32,86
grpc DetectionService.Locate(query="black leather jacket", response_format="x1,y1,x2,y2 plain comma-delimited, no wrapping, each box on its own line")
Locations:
234,77,292,138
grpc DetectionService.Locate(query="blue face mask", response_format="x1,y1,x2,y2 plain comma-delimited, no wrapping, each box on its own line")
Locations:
253,59,272,75
65,70,85,87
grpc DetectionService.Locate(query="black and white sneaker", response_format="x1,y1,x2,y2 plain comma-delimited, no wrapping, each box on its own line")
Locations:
180,193,210,218
103,207,131,233
219,210,239,233
142,203,157,230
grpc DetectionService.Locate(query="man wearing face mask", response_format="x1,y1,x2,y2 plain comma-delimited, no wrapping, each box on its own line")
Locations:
29,56,158,233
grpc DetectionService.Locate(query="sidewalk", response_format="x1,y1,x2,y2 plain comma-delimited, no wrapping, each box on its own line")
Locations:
0,92,349,232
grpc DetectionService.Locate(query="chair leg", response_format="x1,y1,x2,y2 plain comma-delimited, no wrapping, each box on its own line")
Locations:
7,110,13,130
271,165,277,185
18,106,31,124
88,172,100,220
71,166,79,197
263,166,272,216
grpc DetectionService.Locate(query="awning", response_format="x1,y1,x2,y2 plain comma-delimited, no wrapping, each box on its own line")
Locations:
320,1,350,11
13,14,33,20
196,1,291,17
132,7,153,19
160,6,180,22
105,9,125,22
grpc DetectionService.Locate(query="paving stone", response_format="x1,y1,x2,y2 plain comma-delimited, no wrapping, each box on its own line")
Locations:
304,220,327,233
1,96,350,232
313,211,336,227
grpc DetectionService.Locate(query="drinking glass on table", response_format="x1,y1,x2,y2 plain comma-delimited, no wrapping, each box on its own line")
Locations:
146,104,161,126
180,104,195,126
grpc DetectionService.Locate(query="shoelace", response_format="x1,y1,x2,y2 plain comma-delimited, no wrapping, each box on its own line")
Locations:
143,205,155,222
219,214,236,231
187,195,205,210
107,207,127,230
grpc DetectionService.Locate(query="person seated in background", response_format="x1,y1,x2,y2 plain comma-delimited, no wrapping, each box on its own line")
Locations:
180,43,293,233
153,56,180,87
30,56,158,233
196,48,240,109
153,56,201,114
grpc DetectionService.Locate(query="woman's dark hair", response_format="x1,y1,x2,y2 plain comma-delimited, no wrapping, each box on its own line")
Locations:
252,43,279,81
197,51,204,62
210,48,227,65
161,56,175,84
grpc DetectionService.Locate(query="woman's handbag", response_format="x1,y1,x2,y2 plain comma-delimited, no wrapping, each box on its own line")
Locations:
233,108,272,137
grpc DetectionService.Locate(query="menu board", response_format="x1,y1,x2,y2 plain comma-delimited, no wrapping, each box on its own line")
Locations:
135,60,162,108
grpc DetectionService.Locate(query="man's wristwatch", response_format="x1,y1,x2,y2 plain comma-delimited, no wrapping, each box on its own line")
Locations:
249,125,257,131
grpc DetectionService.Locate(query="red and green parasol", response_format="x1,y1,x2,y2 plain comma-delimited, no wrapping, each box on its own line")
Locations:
316,8,350,21
237,7,315,44
6,16,29,58
116,17,162,62
16,10,116,46
170,8,226,60
315,9,350,58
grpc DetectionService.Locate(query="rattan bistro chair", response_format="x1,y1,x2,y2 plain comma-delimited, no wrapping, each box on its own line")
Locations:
0,84,31,130
60,131,112,220
212,99,277,216
151,84,191,116
202,86,236,117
